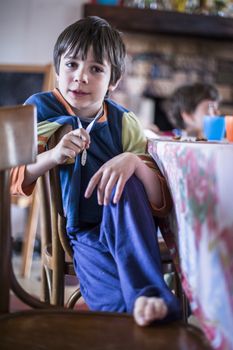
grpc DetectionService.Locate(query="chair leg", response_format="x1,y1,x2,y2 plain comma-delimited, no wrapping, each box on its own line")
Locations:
20,189,40,278
51,247,65,306
41,266,51,303
181,292,190,323
66,288,82,309
173,270,189,323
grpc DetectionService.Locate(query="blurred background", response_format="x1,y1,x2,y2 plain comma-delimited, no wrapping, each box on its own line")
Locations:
1,0,233,130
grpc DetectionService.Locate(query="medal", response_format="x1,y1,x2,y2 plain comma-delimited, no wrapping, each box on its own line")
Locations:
81,149,87,166
77,106,103,167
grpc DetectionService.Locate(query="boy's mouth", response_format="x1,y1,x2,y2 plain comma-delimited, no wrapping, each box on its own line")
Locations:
69,89,89,96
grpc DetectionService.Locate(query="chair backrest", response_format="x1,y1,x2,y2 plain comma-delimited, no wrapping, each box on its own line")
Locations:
0,104,37,170
48,126,74,258
39,124,73,259
38,124,76,305
0,104,37,313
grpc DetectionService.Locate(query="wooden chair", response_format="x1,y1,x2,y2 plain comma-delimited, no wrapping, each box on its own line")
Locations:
38,125,82,308
0,104,211,350
0,104,46,311
3,63,56,279
39,126,182,309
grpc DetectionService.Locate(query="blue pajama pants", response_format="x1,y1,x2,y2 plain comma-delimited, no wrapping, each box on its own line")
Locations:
67,175,181,321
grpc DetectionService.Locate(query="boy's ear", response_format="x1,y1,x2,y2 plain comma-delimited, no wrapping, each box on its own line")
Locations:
108,79,121,93
55,73,59,86
181,111,193,126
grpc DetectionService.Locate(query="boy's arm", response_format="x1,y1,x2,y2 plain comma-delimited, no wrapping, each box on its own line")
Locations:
11,127,90,195
132,155,172,217
122,111,172,217
10,165,36,196
85,111,172,217
10,148,60,196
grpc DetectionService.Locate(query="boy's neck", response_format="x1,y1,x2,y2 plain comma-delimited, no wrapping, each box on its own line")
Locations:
79,115,95,123
79,105,104,124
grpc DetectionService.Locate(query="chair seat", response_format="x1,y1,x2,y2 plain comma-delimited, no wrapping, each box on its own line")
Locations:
0,310,211,350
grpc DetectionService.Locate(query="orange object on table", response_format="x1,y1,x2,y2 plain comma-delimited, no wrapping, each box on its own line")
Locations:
225,115,233,142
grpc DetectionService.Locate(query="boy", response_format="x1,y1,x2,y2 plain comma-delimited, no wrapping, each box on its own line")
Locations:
11,16,181,326
164,82,220,137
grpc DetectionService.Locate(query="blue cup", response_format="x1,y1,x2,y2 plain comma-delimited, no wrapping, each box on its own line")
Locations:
203,115,225,141
96,0,119,4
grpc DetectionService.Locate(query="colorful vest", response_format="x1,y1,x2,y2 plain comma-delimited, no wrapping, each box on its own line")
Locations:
25,92,130,228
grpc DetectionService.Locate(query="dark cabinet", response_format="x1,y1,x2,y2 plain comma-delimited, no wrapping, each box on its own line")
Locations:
84,4,233,40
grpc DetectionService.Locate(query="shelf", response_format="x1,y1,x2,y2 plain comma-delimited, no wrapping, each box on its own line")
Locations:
84,4,233,40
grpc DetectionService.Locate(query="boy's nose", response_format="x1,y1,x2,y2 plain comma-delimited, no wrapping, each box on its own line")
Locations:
74,70,88,84
208,101,219,116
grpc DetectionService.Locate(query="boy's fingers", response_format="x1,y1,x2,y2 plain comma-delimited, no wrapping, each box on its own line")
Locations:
113,176,125,204
69,129,90,148
97,172,112,205
79,130,91,146
102,173,118,205
85,172,101,198
72,132,89,147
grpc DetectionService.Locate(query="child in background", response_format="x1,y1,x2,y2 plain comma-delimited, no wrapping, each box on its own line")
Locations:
164,82,220,137
11,16,181,326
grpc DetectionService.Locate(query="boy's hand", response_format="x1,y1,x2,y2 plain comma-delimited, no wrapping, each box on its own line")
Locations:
51,128,90,164
85,152,140,205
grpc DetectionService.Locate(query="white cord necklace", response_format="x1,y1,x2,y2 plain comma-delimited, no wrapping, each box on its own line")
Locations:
77,106,103,166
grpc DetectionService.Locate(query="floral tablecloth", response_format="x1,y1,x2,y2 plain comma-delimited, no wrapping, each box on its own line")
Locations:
148,139,233,350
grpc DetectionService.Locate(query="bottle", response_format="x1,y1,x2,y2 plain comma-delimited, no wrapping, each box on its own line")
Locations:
172,0,187,12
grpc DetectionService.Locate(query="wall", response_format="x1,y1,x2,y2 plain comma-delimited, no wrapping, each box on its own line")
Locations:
0,0,89,65
1,1,232,122
113,31,233,124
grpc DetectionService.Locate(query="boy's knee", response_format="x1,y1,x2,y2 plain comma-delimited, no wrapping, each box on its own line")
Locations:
107,175,143,203
121,175,146,199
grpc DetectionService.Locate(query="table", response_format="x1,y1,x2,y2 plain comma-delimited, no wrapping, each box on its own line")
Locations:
148,139,233,350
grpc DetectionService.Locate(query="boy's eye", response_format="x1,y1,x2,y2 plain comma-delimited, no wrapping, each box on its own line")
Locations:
65,61,77,69
91,66,104,73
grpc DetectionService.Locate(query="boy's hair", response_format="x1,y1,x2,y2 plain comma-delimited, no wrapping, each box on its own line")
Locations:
165,82,220,129
53,16,126,85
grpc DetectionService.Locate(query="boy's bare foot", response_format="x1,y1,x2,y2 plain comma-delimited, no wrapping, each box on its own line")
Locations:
133,296,168,326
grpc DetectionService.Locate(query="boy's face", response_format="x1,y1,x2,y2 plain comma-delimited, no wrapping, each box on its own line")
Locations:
182,99,219,136
57,47,118,118
192,99,219,132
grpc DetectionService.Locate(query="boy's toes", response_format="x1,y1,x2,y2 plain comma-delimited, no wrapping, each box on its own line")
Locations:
147,297,168,320
133,296,148,326
133,296,168,327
